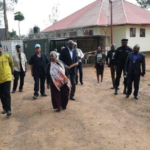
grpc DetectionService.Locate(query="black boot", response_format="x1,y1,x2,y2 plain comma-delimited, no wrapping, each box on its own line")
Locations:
114,86,118,95
123,86,127,94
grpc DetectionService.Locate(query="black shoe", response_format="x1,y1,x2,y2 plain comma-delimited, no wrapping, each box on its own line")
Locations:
12,90,16,93
80,82,83,85
111,87,115,89
19,89,23,92
114,89,118,95
126,94,130,98
70,97,76,101
62,107,66,110
7,111,11,117
134,96,138,100
33,95,38,100
56,109,61,113
41,93,47,97
2,109,6,114
123,89,127,95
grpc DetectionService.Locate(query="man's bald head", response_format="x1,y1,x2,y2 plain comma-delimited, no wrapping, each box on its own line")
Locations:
133,44,140,54
68,40,74,49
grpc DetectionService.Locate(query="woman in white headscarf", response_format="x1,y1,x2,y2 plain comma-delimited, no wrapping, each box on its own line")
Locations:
47,51,71,112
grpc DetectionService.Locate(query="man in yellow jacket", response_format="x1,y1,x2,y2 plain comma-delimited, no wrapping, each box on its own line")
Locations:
0,44,14,116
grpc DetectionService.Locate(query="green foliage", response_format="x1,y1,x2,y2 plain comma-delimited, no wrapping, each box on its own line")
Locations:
9,29,17,37
14,11,25,21
136,0,150,8
0,0,18,11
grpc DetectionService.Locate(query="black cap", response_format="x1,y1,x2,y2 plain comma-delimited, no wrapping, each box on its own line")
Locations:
0,44,2,48
121,39,128,42
16,45,21,48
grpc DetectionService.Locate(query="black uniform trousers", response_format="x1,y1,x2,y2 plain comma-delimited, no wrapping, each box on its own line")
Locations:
33,71,46,96
115,65,127,87
68,72,76,98
13,70,25,91
127,73,140,96
110,65,116,86
0,81,11,111
76,62,83,83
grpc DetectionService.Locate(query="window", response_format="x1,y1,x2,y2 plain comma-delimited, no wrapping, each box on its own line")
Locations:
140,28,145,37
56,33,61,38
63,33,67,37
69,32,77,37
130,28,136,37
83,30,93,36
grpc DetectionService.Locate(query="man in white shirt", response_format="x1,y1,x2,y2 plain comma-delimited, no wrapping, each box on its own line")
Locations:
12,45,27,93
74,42,84,85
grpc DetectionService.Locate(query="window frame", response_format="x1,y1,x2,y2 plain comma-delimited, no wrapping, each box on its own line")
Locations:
140,28,146,37
130,28,136,37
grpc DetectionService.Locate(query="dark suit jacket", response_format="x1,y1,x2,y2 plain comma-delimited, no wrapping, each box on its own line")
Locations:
125,52,145,76
60,47,78,74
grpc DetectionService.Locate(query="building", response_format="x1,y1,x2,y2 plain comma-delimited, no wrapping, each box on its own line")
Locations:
40,0,150,53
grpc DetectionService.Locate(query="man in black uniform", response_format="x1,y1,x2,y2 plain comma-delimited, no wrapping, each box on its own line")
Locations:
106,44,116,89
114,39,132,95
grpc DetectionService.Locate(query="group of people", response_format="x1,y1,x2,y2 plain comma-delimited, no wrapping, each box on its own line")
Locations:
0,38,146,116
105,39,145,100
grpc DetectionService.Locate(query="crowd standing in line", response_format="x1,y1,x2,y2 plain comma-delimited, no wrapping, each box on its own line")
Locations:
0,38,146,116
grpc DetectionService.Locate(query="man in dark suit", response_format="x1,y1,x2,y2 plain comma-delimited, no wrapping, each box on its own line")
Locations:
125,44,145,100
60,40,78,100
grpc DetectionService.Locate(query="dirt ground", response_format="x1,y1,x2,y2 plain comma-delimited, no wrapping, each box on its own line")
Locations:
0,57,150,150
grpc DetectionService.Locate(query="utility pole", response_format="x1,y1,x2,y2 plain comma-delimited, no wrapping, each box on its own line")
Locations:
109,0,114,44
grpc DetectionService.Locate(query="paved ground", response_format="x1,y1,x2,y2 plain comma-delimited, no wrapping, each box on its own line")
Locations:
0,58,150,150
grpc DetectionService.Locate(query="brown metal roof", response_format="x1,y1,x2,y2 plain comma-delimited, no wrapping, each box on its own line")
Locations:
42,0,150,33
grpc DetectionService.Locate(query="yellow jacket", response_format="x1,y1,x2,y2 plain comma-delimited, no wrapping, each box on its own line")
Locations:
0,53,14,84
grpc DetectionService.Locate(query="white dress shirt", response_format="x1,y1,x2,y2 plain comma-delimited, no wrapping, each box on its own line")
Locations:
76,48,84,62
67,47,73,59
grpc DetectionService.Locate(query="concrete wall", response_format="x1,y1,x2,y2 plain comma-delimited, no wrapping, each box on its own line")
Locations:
107,25,150,52
126,25,150,52
39,25,150,52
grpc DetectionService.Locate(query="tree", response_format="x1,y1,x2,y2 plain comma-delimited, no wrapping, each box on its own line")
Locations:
28,28,34,35
49,3,59,25
9,29,18,39
14,11,25,37
136,0,150,8
0,0,18,40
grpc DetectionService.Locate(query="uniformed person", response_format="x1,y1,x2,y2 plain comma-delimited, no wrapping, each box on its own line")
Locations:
106,44,116,89
114,39,132,95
